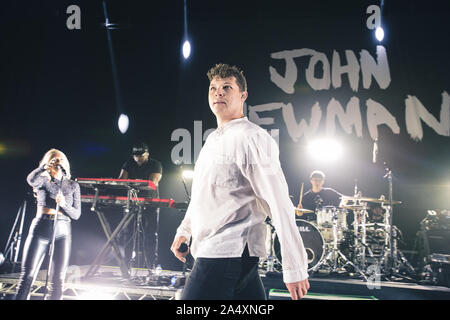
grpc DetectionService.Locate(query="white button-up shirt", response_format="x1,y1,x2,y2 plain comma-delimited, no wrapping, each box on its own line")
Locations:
176,117,308,283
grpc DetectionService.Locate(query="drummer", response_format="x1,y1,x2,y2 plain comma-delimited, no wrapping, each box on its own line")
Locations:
299,170,343,221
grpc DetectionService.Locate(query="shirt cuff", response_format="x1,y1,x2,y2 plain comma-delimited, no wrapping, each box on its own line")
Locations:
282,267,309,284
175,230,191,241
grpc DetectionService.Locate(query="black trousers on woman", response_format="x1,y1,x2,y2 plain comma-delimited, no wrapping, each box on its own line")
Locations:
15,215,71,300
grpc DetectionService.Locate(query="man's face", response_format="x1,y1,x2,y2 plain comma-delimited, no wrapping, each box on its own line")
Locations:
208,76,247,119
133,152,149,166
310,177,324,191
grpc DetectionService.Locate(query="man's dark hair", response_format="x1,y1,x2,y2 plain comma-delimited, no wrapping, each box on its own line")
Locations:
310,170,326,180
207,63,247,92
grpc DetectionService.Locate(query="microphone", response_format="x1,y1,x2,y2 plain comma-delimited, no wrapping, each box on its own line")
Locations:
58,165,67,176
372,140,378,164
178,243,189,253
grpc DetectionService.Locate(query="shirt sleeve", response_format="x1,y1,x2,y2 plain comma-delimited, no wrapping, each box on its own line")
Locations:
27,166,47,189
240,131,309,283
121,159,131,171
151,159,163,174
61,182,81,220
175,206,192,240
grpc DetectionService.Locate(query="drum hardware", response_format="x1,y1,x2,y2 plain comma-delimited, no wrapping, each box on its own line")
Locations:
340,192,370,272
342,201,371,272
359,207,368,269
376,163,416,280
340,204,369,211
340,183,415,280
264,218,282,272
268,170,415,282
310,208,368,280
340,195,402,205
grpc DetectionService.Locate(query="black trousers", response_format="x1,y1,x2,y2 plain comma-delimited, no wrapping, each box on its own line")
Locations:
181,245,267,300
15,216,71,300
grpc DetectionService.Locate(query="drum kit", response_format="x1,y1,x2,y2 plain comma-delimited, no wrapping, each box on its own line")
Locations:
264,190,416,282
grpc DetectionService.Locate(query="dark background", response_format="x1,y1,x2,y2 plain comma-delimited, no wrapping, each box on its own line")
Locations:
0,0,449,272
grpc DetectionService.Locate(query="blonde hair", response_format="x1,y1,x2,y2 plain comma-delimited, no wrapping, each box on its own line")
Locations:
39,148,72,180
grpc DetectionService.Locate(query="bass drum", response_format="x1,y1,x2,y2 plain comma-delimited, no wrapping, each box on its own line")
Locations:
274,219,325,271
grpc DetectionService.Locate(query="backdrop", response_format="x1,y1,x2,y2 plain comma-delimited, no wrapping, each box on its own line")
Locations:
0,0,449,271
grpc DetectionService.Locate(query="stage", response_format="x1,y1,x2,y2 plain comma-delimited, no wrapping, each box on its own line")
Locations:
1,265,449,300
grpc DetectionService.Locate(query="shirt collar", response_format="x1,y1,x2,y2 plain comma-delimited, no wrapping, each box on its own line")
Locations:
215,116,248,135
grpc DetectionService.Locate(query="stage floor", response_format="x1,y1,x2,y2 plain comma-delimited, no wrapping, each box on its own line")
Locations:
1,265,449,300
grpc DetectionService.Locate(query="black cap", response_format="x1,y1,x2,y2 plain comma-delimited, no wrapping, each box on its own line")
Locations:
132,142,149,156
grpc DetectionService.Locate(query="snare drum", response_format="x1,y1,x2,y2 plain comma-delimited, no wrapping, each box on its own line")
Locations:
274,219,325,271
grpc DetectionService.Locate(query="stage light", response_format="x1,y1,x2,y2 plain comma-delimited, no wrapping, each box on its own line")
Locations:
77,288,115,300
375,26,384,42
0,252,5,266
182,40,191,59
182,0,191,60
182,169,194,180
118,114,129,134
307,138,343,162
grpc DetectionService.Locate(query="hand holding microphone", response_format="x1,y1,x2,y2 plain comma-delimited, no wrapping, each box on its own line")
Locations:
44,158,66,176
44,158,58,170
178,243,189,253
171,236,190,263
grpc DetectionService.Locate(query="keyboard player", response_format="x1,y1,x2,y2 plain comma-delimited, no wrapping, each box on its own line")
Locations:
118,142,162,192
118,142,163,269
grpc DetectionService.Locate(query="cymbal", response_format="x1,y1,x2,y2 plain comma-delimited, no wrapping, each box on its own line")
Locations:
340,205,369,211
295,208,314,216
340,195,402,205
367,198,402,205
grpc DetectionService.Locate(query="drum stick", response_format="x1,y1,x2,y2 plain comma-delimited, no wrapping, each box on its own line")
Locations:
298,182,304,207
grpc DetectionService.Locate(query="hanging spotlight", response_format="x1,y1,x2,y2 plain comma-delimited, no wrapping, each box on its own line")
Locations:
118,114,129,134
181,0,191,60
375,26,384,42
182,39,191,59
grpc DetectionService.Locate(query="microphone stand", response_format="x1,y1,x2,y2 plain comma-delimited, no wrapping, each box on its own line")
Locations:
3,199,27,273
153,185,160,270
383,162,395,272
43,169,65,300
374,143,415,281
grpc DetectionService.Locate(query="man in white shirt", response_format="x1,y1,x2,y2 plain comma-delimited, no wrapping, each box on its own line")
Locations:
171,63,310,300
